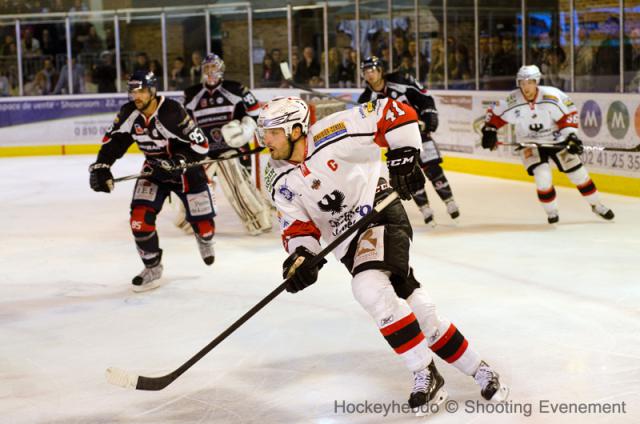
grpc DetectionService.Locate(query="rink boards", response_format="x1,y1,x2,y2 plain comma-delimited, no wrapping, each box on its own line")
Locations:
0,89,638,196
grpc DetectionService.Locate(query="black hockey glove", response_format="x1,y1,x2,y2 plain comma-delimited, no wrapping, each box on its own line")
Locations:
282,246,327,293
421,109,439,133
386,147,426,200
564,133,584,155
481,125,498,150
149,155,188,181
89,162,113,193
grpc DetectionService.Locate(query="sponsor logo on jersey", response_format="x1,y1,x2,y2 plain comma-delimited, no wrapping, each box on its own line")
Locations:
279,183,296,202
210,128,223,143
529,123,543,132
563,99,575,107
317,190,346,215
200,99,208,108
506,94,516,107
264,163,276,193
543,94,559,102
311,179,321,190
313,122,347,147
152,129,159,137
134,123,144,135
216,97,224,104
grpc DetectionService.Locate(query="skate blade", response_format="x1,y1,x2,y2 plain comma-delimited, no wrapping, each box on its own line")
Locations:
413,388,448,417
131,280,161,293
490,385,510,403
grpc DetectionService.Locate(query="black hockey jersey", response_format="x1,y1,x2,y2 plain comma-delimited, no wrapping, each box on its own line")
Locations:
358,72,436,123
183,80,260,152
96,96,209,166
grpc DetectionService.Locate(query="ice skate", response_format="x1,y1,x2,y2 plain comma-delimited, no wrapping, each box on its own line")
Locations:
592,203,614,220
131,263,163,293
474,360,510,402
445,198,460,220
547,213,559,224
409,360,448,416
196,235,215,265
419,204,435,226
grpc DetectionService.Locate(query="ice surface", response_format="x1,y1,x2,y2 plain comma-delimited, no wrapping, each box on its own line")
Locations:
1,155,638,423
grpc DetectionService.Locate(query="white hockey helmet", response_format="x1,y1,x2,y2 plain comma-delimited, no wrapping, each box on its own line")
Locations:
256,96,310,146
516,65,542,84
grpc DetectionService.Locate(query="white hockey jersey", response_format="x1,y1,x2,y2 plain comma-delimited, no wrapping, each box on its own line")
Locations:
486,85,579,143
264,98,422,260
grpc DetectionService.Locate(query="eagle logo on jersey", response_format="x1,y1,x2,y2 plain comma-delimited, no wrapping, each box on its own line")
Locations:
279,183,296,202
311,179,321,190
529,123,543,132
318,190,346,215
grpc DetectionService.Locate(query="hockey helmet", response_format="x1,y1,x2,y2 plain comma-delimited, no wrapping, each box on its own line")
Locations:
256,96,310,146
127,70,157,95
202,53,225,85
516,65,541,84
360,55,384,73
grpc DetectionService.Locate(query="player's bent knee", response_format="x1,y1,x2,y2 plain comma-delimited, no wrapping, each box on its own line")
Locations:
351,269,395,318
130,206,157,234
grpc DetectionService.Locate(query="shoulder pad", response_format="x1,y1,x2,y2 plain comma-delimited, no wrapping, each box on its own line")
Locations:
222,80,247,95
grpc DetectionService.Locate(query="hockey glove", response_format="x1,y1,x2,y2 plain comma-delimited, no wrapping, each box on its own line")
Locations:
282,246,327,293
89,162,114,193
421,109,439,133
481,125,498,150
149,155,188,181
221,116,258,148
564,133,584,155
386,147,426,200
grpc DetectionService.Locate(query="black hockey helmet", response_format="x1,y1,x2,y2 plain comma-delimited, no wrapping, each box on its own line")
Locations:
360,55,384,72
127,70,158,95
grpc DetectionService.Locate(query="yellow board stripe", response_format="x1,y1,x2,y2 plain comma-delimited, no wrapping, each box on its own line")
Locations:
0,144,141,157
442,156,640,197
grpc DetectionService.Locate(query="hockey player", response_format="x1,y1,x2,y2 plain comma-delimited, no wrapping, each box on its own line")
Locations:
358,55,459,224
182,53,271,235
481,65,614,223
88,71,216,292
258,96,509,412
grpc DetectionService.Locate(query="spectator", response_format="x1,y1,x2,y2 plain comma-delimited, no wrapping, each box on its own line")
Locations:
407,40,427,81
396,52,416,78
594,16,632,91
189,51,202,85
575,28,596,91
21,28,41,57
149,59,163,88
541,46,569,90
337,46,356,87
323,47,340,85
104,27,116,51
36,56,58,94
169,56,188,90
291,51,299,76
92,50,117,93
449,44,473,89
1,34,15,56
53,57,85,94
83,25,103,53
427,38,445,89
261,53,282,87
133,52,150,73
270,48,283,66
294,46,320,84
0,71,11,96
40,28,58,56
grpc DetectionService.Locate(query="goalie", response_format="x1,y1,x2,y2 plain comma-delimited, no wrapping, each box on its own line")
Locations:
180,53,272,235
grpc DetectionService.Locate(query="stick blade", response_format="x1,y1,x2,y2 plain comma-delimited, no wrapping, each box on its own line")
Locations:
106,366,139,389
280,61,292,80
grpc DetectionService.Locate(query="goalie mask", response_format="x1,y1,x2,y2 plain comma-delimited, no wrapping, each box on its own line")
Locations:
256,96,310,147
202,53,225,86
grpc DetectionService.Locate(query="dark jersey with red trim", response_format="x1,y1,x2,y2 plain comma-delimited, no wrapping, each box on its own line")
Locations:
264,97,421,260
358,72,437,125
183,80,260,152
96,96,209,166
485,85,578,143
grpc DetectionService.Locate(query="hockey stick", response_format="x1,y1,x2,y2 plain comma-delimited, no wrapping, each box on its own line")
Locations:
498,141,640,153
112,147,266,183
106,191,400,391
279,62,359,106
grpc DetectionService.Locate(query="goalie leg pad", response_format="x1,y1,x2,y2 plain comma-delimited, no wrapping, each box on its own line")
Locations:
217,157,272,235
